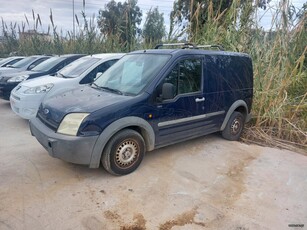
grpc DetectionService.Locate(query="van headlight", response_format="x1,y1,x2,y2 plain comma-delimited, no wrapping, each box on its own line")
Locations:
24,83,54,94
57,113,89,136
8,75,29,82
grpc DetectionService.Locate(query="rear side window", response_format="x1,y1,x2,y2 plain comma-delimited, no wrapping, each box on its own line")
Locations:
205,55,252,92
163,58,202,96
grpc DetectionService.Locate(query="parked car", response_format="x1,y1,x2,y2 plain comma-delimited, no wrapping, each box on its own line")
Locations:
0,56,25,68
10,53,124,119
0,55,50,76
29,43,253,175
0,54,84,100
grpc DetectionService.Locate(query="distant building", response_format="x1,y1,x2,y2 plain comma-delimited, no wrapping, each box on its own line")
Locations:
19,30,52,41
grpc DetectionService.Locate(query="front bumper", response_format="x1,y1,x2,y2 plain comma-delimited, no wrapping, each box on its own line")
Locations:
0,83,17,100
29,117,99,166
10,90,44,119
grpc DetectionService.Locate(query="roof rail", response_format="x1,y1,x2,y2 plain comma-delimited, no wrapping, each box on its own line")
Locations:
197,45,225,51
154,43,224,51
154,43,197,49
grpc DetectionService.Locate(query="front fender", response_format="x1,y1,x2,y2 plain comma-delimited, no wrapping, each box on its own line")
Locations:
89,116,155,168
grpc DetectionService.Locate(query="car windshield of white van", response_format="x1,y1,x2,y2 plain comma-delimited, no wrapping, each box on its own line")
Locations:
57,57,100,78
93,54,170,96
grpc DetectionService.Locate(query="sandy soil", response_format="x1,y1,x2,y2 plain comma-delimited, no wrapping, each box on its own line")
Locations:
0,99,306,230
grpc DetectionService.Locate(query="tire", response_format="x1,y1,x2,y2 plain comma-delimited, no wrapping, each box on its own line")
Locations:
101,129,145,176
222,111,245,141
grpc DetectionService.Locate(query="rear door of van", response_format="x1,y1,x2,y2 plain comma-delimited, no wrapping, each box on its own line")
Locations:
203,54,253,128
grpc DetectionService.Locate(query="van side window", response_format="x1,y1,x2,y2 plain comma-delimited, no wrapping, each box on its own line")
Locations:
162,58,202,99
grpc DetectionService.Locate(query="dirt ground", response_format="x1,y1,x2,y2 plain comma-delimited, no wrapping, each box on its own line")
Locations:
0,99,306,230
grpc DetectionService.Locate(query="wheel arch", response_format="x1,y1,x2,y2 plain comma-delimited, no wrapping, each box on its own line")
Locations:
220,100,248,131
89,116,155,168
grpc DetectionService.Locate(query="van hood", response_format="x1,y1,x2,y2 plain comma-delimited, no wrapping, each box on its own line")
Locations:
39,85,131,125
21,75,66,87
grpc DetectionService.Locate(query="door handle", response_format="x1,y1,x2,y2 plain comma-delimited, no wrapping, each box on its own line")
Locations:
195,97,205,102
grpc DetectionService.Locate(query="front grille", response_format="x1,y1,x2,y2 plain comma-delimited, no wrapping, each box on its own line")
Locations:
37,107,58,131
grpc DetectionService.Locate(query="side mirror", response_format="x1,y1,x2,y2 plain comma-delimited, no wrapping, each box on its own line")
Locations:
95,72,103,80
162,83,175,100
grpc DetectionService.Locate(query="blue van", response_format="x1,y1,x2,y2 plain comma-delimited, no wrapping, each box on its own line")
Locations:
30,44,253,175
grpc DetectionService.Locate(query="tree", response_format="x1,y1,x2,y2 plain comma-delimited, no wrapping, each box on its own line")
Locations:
120,0,142,51
143,7,165,45
168,0,271,39
97,0,142,51
97,1,122,40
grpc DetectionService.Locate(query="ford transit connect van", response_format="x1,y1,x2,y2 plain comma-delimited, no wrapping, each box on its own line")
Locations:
30,43,253,175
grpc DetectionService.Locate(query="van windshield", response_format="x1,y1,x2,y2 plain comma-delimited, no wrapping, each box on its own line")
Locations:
57,57,100,78
93,53,170,95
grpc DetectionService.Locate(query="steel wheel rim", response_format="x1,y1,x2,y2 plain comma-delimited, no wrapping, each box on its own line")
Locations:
115,139,139,168
231,117,242,135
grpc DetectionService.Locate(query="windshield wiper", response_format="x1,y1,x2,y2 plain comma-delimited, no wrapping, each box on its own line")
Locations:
91,83,123,95
91,82,100,88
100,86,123,95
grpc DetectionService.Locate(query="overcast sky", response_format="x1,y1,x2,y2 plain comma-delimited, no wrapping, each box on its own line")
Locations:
0,0,305,36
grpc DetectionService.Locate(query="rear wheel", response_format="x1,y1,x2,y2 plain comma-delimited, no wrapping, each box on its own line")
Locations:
102,129,145,175
222,111,245,141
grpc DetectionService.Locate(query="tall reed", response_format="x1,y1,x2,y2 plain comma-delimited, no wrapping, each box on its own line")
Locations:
190,0,306,151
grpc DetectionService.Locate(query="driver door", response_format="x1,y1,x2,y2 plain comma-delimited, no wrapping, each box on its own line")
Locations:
154,57,207,146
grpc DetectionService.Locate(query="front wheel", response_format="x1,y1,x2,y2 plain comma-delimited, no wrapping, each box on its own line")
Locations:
102,129,145,175
222,111,245,141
